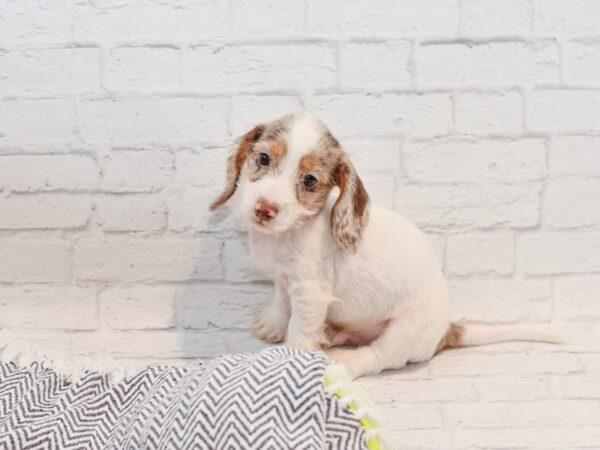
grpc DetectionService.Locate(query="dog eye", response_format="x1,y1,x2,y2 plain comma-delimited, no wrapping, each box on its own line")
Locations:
303,174,318,187
258,153,271,166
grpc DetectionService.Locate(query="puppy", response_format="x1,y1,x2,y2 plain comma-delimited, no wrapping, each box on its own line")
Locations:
211,114,564,379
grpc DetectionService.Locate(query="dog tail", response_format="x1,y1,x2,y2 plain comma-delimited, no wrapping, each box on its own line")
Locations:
435,322,567,354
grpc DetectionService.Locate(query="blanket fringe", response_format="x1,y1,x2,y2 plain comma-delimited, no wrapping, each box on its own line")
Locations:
324,363,388,450
0,328,137,383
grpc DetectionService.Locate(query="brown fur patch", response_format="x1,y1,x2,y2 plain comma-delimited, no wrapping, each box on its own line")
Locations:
352,177,369,219
330,155,370,250
296,151,339,211
270,141,287,161
324,319,389,347
435,322,465,354
299,154,318,172
210,124,265,210
247,139,288,182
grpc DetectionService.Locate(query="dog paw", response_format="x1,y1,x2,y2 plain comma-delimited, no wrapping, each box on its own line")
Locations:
326,347,375,379
251,309,287,344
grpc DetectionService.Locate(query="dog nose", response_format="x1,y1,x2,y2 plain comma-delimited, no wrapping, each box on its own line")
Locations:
254,201,278,221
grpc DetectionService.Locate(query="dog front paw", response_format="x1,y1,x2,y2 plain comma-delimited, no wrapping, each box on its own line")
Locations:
251,309,287,344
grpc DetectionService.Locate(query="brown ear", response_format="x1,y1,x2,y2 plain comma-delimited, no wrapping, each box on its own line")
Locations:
330,153,370,251
210,124,265,210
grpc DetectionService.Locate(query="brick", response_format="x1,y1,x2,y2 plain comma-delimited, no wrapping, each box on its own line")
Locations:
0,49,101,94
553,374,600,399
231,0,304,36
562,326,600,354
545,178,600,228
455,91,523,134
0,286,96,329
405,138,545,182
429,351,583,376
473,375,552,401
454,426,600,448
0,194,92,230
73,330,229,358
361,176,395,209
177,283,272,329
549,136,600,176
72,0,228,43
309,93,452,137
533,0,600,34
419,42,559,86
340,41,411,87
344,140,401,174
0,98,76,142
183,44,336,91
518,232,600,274
509,401,600,426
107,47,180,91
446,232,514,276
386,429,453,449
0,154,99,192
0,240,70,282
167,187,231,233
75,238,222,282
100,286,176,330
395,183,541,230
564,41,600,85
95,196,166,232
79,97,228,143
360,378,478,404
581,353,600,372
223,239,267,282
306,0,460,36
442,402,510,428
225,331,266,353
376,404,443,430
555,275,600,321
230,96,302,137
2,329,73,355
0,0,71,46
426,234,445,264
174,148,228,187
461,0,531,36
448,278,552,322
528,89,600,131
101,150,173,193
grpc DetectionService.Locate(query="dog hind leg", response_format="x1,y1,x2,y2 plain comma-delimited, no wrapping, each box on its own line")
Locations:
327,308,448,378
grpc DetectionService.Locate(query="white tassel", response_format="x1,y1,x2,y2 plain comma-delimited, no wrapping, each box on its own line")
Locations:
0,328,139,384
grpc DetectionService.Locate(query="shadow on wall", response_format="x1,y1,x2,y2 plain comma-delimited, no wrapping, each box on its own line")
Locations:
175,208,271,362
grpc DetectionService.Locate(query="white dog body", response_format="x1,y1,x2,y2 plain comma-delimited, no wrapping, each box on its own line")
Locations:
211,113,564,378
249,200,451,375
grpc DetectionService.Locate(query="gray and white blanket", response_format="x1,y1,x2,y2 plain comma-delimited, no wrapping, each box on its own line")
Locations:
0,347,370,450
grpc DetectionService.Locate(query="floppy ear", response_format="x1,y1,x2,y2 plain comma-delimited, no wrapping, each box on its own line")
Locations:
210,124,265,210
330,153,370,251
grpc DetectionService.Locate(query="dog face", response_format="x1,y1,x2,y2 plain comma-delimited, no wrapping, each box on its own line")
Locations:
211,114,370,250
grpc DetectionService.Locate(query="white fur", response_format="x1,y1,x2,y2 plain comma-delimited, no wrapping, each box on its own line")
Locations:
249,199,451,378
286,114,323,155
227,114,564,379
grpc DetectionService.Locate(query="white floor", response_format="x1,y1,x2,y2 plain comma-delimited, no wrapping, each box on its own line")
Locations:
359,329,600,450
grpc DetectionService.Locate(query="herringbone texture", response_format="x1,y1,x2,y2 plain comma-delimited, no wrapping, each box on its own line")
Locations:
0,347,367,450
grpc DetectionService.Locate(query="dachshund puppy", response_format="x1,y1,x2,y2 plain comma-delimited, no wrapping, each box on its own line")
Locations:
211,114,563,378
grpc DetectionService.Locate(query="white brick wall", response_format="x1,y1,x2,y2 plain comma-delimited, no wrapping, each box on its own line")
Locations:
1,3,599,444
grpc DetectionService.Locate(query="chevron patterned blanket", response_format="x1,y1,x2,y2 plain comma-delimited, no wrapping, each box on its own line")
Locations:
0,347,377,450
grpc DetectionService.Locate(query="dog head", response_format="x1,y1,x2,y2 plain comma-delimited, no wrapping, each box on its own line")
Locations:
210,114,369,250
